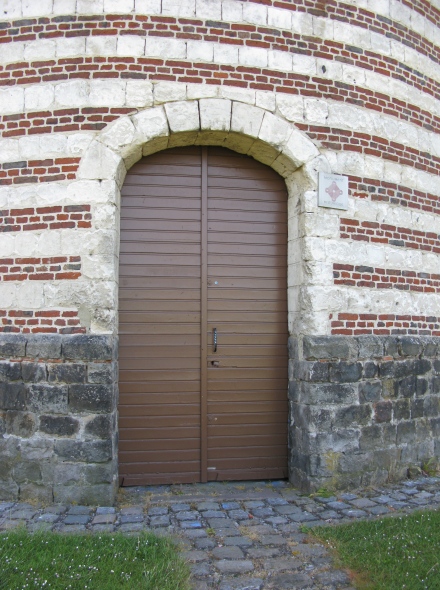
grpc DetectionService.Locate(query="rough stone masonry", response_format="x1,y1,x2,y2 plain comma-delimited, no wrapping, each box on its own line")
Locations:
0,0,439,502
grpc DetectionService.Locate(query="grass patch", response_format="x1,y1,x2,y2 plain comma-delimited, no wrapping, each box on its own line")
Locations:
0,528,190,590
311,509,440,589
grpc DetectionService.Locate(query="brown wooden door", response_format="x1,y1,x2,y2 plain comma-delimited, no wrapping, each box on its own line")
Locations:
119,147,288,486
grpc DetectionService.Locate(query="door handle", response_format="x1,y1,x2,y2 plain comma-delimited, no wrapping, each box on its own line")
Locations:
213,328,217,352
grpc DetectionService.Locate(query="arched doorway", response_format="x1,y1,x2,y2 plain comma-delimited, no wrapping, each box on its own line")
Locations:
118,146,288,485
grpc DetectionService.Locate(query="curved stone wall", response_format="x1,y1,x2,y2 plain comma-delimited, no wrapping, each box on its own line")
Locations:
0,0,439,501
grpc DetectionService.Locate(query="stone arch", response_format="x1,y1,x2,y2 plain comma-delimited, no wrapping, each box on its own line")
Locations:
77,98,323,186
77,97,330,337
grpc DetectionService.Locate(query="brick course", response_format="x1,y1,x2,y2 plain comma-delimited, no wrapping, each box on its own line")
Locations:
333,264,440,293
0,309,85,334
0,204,91,232
340,218,440,253
0,158,80,185
331,313,440,337
0,256,81,281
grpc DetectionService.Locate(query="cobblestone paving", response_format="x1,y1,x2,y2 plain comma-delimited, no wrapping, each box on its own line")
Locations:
1,477,440,589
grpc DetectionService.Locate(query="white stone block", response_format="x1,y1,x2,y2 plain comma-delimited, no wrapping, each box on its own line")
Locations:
220,86,254,105
0,187,10,208
135,0,161,14
276,93,304,122
36,231,62,256
104,0,134,11
0,283,19,308
86,35,117,56
117,35,145,57
1,0,22,19
77,0,105,13
239,46,268,68
199,98,231,131
40,134,68,156
89,80,125,107
24,40,56,62
313,16,334,39
67,180,108,204
316,58,342,81
145,37,186,59
14,231,39,257
56,36,87,58
370,31,391,56
281,128,320,168
125,80,154,107
291,11,313,36
0,41,24,65
213,43,238,65
258,111,291,149
132,106,170,143
187,83,219,99
18,136,41,160
24,85,55,111
0,86,24,116
67,133,94,156
0,233,15,256
0,139,20,163
268,50,292,71
231,102,264,138
162,0,195,16
55,80,90,108
22,0,52,17
256,91,275,112
187,41,214,63
101,116,137,149
78,141,124,181
165,100,200,133
304,99,329,125
53,0,77,15
153,82,187,104
222,0,242,22
292,53,316,76
268,6,292,29
196,0,221,19
242,2,267,25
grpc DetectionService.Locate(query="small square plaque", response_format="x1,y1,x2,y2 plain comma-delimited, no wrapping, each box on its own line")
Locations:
318,172,348,210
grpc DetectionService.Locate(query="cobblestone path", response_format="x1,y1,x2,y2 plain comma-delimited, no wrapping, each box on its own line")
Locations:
1,477,440,589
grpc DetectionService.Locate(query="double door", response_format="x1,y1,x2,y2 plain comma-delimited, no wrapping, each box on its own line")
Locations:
118,146,288,485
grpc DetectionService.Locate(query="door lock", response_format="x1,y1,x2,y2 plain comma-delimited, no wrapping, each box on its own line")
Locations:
213,327,217,352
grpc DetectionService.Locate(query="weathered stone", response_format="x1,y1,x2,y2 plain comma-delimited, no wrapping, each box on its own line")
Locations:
330,361,363,383
0,362,21,382
54,440,112,463
0,335,26,358
0,383,26,410
27,335,62,359
39,415,79,436
374,401,392,423
394,399,410,421
334,404,371,427
69,384,114,413
54,484,115,505
88,363,114,384
356,336,384,359
359,424,382,451
21,362,46,383
84,414,113,439
48,363,87,384
27,384,68,414
359,381,381,403
302,336,357,360
13,462,42,484
62,335,114,361
5,411,36,437
399,337,424,357
396,421,416,445
215,560,254,574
